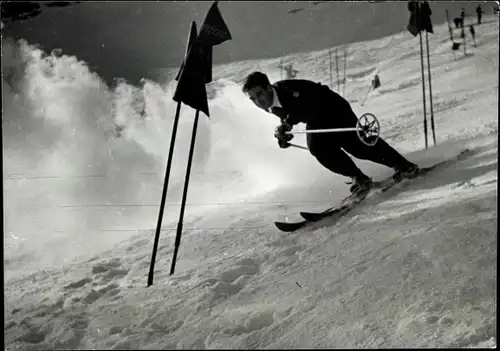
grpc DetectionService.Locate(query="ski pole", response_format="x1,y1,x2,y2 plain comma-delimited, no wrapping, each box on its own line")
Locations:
285,127,359,134
360,84,373,106
285,113,381,147
285,113,379,136
286,127,377,147
289,143,309,150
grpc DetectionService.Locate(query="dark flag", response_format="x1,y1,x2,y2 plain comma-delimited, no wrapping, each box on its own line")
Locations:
198,1,232,45
372,74,381,90
172,2,232,116
420,1,433,33
407,0,433,37
175,21,198,81
196,1,232,83
407,0,420,36
173,23,210,117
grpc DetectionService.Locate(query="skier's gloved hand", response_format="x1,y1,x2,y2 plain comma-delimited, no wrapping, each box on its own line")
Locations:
274,123,293,141
274,123,294,149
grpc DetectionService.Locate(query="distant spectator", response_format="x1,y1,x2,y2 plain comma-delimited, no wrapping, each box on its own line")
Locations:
284,64,299,79
476,4,483,24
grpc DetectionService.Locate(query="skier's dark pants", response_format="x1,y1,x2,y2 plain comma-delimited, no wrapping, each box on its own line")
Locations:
306,102,409,178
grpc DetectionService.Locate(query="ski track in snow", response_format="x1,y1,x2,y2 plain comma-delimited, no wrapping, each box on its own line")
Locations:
4,15,498,350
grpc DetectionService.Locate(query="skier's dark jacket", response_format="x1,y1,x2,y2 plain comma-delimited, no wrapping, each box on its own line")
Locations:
269,79,357,129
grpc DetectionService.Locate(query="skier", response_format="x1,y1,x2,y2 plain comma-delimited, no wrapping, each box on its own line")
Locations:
242,71,419,195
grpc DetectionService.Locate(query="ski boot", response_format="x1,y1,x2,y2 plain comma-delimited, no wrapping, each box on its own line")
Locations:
393,162,419,182
348,173,373,196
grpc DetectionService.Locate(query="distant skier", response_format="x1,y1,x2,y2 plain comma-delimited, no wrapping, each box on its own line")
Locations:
242,71,418,194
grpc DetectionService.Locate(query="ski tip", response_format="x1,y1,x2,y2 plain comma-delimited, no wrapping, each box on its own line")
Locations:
274,221,306,232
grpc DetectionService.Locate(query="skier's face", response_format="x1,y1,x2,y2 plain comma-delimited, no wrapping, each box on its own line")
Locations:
246,85,273,111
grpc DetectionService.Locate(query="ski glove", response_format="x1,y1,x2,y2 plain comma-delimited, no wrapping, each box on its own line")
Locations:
274,123,294,148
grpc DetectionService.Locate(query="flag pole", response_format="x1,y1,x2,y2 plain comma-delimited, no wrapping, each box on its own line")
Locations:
335,47,340,92
360,84,373,106
461,25,467,56
446,9,457,61
147,100,182,287
147,20,199,287
170,109,201,275
425,31,436,146
280,57,283,80
149,0,231,282
329,49,333,89
418,29,429,149
343,47,347,98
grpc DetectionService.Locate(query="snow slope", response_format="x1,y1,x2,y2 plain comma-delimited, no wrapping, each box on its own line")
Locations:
3,16,498,350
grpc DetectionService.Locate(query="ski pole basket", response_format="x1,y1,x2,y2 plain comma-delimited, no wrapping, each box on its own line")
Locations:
356,112,380,146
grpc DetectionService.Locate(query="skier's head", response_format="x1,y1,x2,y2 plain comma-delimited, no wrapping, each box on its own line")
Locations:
242,71,274,111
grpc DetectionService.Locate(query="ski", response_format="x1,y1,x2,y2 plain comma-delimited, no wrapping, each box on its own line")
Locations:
274,220,308,232
299,188,371,222
275,189,370,232
299,204,355,222
274,194,352,232
274,204,352,232
299,162,445,222
274,176,398,232
380,158,455,192
274,150,471,233
299,177,395,222
382,149,472,193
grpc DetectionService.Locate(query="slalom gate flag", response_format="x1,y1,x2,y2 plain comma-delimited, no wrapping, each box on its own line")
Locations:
172,1,232,116
407,0,433,37
420,1,433,33
372,74,381,89
407,0,420,36
175,21,198,82
173,23,210,117
197,1,232,83
198,1,232,46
